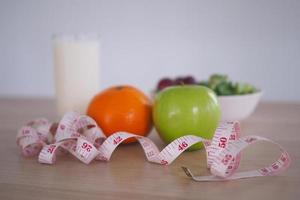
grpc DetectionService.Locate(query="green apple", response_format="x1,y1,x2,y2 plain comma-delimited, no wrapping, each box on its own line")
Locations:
153,85,221,150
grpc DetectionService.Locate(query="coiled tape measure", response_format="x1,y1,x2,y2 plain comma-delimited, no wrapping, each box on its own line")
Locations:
16,112,290,182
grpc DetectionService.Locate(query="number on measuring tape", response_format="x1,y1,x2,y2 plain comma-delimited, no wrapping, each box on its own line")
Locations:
218,137,227,148
229,134,236,140
161,160,168,165
81,142,92,152
113,136,122,145
221,154,232,165
178,141,188,151
47,145,56,154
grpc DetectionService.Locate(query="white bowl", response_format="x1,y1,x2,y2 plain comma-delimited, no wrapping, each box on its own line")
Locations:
218,91,263,121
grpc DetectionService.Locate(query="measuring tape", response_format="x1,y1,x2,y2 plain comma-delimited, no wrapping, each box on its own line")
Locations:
16,112,290,181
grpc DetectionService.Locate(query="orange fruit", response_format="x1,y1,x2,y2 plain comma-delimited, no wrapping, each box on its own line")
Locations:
87,85,152,143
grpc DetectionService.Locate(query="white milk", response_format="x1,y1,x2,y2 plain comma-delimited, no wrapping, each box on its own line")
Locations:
53,34,100,116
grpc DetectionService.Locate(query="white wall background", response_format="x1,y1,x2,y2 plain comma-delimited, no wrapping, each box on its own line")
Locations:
0,0,299,101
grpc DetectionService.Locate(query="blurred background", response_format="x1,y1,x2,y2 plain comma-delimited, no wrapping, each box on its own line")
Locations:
0,0,299,101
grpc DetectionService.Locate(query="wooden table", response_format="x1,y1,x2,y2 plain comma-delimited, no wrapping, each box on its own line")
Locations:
0,98,299,200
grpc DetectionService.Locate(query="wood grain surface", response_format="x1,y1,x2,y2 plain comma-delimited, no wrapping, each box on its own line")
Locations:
0,98,299,200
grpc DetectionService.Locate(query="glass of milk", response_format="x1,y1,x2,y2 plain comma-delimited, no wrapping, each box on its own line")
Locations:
53,34,100,116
